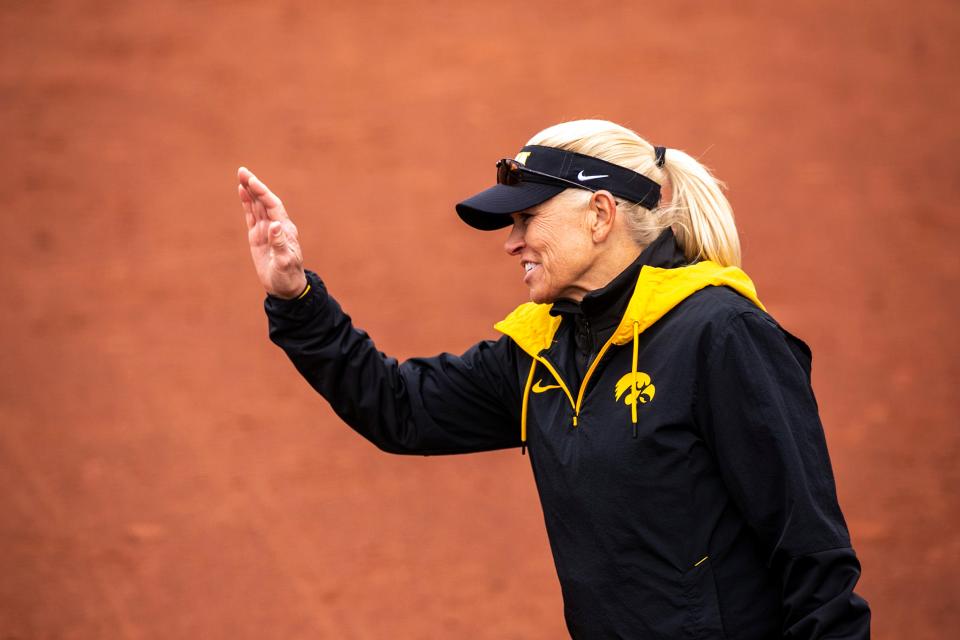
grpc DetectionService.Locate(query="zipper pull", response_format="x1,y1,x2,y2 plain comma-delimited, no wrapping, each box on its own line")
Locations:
572,415,578,427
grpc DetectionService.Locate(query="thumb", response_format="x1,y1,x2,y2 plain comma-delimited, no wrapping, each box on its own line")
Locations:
269,221,287,249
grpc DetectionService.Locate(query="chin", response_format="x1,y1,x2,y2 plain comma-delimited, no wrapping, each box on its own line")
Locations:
528,288,557,305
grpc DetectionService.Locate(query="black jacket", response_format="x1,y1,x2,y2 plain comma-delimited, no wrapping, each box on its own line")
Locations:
264,231,870,639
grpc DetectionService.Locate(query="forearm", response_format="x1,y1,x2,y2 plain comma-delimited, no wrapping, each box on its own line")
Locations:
265,271,521,455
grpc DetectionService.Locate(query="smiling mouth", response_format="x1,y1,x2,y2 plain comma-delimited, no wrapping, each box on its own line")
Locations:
522,261,540,285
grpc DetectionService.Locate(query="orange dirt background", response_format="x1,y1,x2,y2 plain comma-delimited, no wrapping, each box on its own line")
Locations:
1,1,957,638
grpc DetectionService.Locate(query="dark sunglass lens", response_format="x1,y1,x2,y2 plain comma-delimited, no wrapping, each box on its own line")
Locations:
496,159,521,186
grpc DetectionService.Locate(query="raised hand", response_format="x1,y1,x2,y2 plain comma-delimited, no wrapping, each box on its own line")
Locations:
238,167,308,299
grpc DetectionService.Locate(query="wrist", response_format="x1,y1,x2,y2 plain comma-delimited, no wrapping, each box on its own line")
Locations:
268,275,309,300
263,271,327,324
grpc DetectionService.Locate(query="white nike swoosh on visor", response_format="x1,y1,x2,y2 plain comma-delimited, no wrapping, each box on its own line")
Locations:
577,170,609,181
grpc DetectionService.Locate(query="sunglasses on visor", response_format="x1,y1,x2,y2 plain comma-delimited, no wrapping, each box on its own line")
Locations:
496,158,600,193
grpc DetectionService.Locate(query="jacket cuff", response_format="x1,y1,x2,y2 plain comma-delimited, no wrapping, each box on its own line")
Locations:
263,270,327,323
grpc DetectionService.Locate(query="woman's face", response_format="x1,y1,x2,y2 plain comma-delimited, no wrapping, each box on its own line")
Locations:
503,191,596,304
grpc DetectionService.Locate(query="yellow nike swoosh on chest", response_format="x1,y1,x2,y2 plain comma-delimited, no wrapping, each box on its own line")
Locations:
532,380,562,393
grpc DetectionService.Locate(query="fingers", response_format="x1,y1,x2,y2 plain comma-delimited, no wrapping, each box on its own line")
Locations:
247,175,288,222
239,185,255,230
238,182,252,206
238,166,286,222
240,166,285,219
238,167,265,226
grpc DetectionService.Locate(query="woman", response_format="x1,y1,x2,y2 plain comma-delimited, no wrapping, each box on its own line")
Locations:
239,119,870,639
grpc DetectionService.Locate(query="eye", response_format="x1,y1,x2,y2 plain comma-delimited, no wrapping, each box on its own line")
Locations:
511,210,536,229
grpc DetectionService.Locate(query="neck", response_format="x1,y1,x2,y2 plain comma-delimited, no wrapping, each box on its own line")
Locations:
567,242,645,303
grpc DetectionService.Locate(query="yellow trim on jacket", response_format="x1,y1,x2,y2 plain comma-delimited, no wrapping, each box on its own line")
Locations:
494,261,766,449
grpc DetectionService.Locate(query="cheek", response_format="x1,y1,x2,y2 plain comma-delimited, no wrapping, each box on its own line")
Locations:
542,224,589,264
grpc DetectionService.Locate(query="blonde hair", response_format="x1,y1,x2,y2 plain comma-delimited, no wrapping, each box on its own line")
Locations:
526,119,741,267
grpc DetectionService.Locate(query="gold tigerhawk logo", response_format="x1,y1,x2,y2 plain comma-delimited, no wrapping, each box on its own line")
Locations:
514,151,532,165
614,372,656,407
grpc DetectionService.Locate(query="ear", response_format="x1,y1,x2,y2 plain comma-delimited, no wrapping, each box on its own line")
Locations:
588,190,619,243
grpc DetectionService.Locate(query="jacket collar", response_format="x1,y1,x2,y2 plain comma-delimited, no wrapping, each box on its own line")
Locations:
550,228,687,326
495,232,766,359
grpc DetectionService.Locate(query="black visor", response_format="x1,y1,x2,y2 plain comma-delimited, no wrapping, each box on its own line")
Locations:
455,145,662,231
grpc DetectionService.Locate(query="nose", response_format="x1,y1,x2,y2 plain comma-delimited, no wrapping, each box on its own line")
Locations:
503,221,524,256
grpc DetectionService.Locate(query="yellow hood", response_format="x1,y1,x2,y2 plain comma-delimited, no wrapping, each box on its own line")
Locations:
494,260,765,450
495,260,765,357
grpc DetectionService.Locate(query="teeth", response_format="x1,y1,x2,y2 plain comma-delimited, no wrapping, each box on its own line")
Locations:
524,263,536,273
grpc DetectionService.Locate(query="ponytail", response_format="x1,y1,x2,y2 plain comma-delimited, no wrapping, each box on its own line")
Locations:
657,148,741,267
526,119,742,267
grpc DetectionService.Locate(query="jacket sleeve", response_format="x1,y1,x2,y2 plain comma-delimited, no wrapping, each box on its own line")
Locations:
696,310,871,639
263,270,524,455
